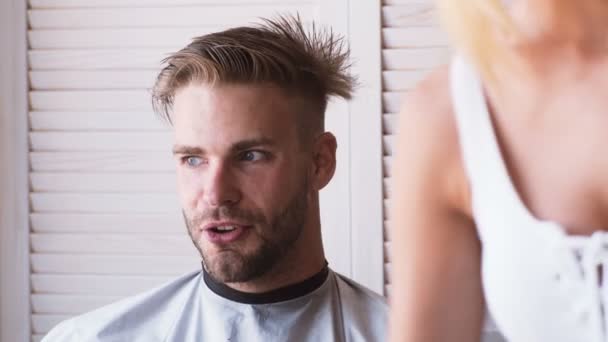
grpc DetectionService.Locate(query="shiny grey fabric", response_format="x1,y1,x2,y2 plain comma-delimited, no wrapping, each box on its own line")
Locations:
42,269,388,342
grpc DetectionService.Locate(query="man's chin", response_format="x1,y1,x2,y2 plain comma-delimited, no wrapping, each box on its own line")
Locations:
204,252,250,282
206,265,256,284
202,250,277,284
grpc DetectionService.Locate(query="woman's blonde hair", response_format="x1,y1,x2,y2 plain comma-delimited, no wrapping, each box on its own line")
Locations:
436,0,517,82
437,0,608,82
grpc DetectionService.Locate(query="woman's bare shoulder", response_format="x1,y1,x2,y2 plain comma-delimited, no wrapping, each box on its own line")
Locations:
397,64,472,216
403,66,453,128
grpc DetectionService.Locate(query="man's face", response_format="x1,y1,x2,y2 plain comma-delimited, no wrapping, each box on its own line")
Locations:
172,83,312,284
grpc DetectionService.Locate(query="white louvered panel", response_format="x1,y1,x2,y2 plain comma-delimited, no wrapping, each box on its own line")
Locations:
30,70,158,90
382,113,398,134
383,27,448,47
30,213,184,234
380,0,450,297
32,294,121,315
383,70,427,91
382,0,413,4
383,156,393,177
383,92,406,113
29,50,169,70
30,0,310,7
382,48,450,69
32,315,70,335
30,112,166,131
27,1,320,339
30,193,180,213
31,172,175,192
383,135,395,156
31,274,175,296
383,178,392,199
384,262,392,283
383,238,391,262
383,220,392,240
30,90,151,111
28,6,314,29
30,132,172,151
382,4,437,27
383,199,392,221
30,152,174,172
30,234,194,255
31,255,198,275
29,28,220,49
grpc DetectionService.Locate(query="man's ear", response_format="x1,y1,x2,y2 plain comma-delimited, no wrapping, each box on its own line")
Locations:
310,132,337,191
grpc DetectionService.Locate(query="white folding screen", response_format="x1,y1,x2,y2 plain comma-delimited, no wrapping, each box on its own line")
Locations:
380,0,450,297
26,1,322,340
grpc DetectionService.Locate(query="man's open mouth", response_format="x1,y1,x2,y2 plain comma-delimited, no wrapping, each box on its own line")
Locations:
204,225,252,244
209,225,238,234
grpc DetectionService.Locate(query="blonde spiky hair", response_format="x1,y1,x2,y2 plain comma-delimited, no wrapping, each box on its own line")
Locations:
152,14,356,136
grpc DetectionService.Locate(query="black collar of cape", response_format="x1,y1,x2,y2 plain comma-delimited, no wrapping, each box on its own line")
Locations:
202,263,329,305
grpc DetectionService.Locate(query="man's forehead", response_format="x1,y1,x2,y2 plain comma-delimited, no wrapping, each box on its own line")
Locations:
172,119,282,145
174,82,294,108
173,83,300,123
170,83,311,156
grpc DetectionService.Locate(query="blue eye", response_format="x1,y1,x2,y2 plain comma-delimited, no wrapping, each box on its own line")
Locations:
183,156,203,167
241,151,266,162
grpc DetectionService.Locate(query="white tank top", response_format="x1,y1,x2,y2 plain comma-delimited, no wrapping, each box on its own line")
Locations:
450,56,608,342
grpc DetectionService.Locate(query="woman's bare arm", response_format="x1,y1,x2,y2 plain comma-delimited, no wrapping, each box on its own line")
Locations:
388,67,485,342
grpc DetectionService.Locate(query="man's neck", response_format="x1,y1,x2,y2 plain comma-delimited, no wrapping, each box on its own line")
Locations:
203,261,329,304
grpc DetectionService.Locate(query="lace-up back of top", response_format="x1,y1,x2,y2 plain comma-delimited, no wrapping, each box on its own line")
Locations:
450,57,608,342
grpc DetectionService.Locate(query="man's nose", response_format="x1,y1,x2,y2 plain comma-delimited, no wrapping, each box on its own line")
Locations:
201,162,241,207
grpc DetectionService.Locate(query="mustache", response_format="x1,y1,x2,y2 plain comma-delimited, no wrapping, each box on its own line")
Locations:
184,206,264,227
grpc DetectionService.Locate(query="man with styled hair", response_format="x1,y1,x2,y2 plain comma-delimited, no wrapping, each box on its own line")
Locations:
43,15,387,342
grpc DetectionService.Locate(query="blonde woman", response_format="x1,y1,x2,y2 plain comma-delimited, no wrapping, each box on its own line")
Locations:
389,1,608,341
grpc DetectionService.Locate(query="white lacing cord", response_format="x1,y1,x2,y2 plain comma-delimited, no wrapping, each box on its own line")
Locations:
558,231,608,342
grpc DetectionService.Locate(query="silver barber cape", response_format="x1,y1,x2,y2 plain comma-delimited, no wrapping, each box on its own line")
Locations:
43,266,387,342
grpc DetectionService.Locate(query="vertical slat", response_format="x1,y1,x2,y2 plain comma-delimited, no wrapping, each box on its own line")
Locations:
380,2,451,298
348,0,385,295
1,0,31,341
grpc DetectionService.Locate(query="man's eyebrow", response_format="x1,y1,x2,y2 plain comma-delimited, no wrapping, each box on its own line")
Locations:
231,138,277,152
172,138,276,156
172,145,205,155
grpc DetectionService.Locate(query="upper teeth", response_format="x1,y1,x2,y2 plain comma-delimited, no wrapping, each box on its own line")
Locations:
216,226,236,231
